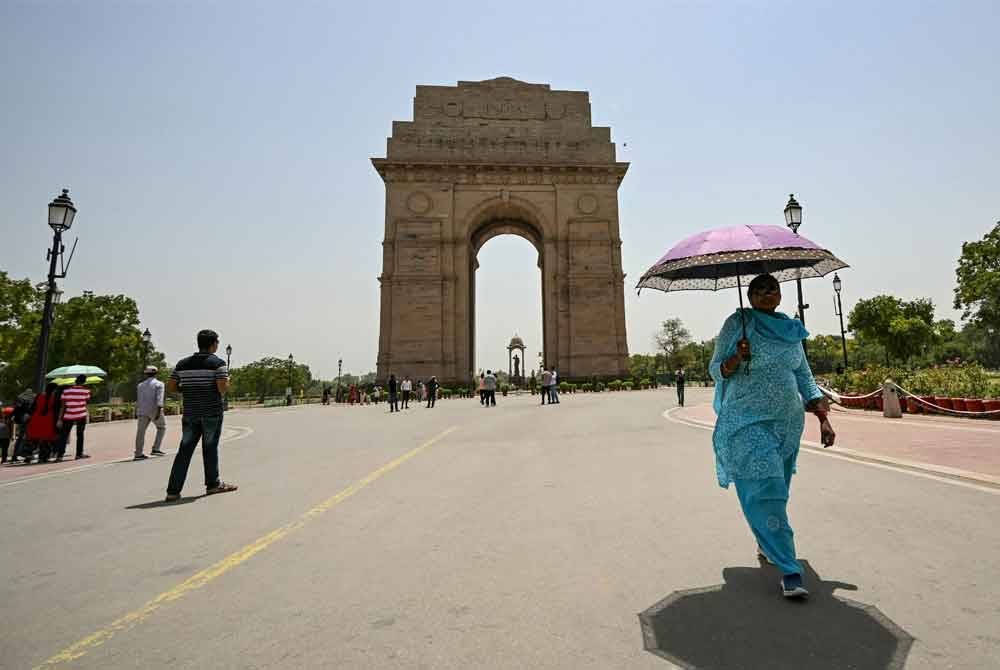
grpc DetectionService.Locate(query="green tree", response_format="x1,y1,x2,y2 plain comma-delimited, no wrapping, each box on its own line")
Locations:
654,318,692,371
0,278,162,401
954,221,1000,367
0,272,45,399
847,295,937,363
229,356,314,399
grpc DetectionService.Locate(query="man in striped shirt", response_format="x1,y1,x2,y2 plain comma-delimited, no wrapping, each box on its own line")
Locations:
164,329,238,502
57,375,91,461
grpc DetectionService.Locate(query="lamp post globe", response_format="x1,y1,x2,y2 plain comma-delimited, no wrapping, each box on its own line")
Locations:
783,193,802,234
783,194,808,357
225,344,232,367
833,273,842,294
48,189,77,233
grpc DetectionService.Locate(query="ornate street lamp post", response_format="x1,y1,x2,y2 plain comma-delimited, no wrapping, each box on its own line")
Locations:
784,194,808,357
287,353,294,405
833,273,849,369
337,358,343,391
223,344,232,411
34,189,78,391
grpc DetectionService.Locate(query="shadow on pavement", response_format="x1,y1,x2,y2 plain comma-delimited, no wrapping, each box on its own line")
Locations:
639,560,912,670
126,496,202,509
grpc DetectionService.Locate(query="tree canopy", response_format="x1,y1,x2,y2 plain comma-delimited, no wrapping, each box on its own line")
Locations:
954,221,1000,366
0,273,166,401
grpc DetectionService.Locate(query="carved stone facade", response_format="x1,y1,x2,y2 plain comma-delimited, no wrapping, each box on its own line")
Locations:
373,77,630,383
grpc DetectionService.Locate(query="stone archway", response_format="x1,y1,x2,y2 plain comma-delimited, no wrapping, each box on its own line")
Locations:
372,77,630,384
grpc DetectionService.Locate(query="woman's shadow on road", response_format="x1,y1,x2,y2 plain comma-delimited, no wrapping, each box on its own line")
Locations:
639,559,912,670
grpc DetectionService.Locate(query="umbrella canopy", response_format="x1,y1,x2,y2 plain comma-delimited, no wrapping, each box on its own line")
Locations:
636,225,848,293
45,365,107,380
51,375,105,386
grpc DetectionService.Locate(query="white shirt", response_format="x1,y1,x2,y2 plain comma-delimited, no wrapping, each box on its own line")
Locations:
136,377,165,417
401,380,412,391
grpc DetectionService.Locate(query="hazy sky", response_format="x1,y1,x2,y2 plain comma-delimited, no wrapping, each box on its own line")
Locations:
2,1,997,379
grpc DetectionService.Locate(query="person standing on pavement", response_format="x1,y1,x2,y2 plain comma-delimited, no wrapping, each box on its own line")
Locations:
57,375,91,461
401,376,412,409
478,373,486,405
9,391,34,464
164,329,238,502
540,368,553,405
388,375,399,413
27,383,61,463
550,369,560,404
426,376,439,408
484,370,497,407
0,406,12,464
710,273,836,599
134,366,166,460
676,368,686,407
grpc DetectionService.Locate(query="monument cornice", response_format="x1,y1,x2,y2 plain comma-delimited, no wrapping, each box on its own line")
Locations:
371,159,629,186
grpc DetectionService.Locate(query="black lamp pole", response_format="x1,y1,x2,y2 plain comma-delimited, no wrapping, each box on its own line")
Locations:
142,328,152,366
784,194,809,357
833,273,849,369
225,344,232,370
337,358,342,390
287,353,294,405
34,189,78,391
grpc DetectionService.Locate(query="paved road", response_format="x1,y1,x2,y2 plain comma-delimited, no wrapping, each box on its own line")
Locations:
2,390,998,669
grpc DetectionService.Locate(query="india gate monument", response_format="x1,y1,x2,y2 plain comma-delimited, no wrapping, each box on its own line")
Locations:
372,77,630,384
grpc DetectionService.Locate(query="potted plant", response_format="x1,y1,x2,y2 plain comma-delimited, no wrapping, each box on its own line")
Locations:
934,396,954,411
965,398,985,412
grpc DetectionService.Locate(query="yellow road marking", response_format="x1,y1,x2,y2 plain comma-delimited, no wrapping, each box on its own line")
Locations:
34,426,459,669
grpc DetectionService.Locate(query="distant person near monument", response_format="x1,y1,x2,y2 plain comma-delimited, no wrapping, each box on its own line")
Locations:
401,376,412,409
540,369,553,405
484,371,497,407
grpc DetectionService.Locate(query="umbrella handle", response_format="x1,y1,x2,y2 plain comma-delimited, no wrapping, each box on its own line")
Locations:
737,275,751,375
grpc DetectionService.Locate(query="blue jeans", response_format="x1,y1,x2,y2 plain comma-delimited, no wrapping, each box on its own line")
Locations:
733,451,801,576
167,415,223,495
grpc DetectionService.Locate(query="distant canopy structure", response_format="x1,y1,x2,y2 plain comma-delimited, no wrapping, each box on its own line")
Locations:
508,334,527,383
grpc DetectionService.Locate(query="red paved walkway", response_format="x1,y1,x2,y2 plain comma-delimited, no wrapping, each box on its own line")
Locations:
674,402,1000,482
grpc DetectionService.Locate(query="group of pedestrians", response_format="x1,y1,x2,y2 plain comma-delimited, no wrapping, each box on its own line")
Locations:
384,375,437,411
1,376,93,464
539,368,561,405
478,371,497,407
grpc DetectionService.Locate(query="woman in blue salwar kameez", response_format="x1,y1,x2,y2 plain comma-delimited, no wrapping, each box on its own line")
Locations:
709,274,836,599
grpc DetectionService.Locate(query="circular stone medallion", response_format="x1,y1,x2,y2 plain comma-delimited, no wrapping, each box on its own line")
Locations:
406,191,433,215
444,101,462,117
577,193,599,215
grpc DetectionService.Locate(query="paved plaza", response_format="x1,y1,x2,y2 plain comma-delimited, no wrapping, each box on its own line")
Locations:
3,390,999,669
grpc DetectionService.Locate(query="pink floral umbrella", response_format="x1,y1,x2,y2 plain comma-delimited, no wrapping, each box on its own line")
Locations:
636,224,847,294
636,224,849,372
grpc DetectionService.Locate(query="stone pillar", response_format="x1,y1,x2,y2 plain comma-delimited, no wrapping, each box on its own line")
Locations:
883,379,902,418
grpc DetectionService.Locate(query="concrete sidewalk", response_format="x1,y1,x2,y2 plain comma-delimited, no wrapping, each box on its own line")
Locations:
673,401,1000,485
0,410,264,486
